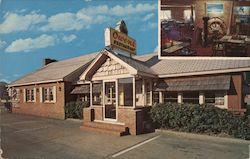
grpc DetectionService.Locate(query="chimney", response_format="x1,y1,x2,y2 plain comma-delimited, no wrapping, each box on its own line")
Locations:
43,58,57,66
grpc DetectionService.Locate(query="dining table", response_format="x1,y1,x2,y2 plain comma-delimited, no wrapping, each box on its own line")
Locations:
218,35,250,56
162,41,191,56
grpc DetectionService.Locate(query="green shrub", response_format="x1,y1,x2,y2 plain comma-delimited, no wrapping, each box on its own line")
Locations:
65,101,89,119
150,103,250,140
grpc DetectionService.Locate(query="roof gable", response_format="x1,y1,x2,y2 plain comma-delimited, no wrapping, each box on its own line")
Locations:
80,49,138,80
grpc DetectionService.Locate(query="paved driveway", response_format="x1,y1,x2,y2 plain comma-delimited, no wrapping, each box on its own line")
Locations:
1,112,249,159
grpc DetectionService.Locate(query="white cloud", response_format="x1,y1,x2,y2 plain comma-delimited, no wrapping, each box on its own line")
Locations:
5,34,57,52
142,13,155,21
140,22,157,31
40,3,156,32
0,11,46,34
62,34,77,43
0,0,2,5
0,40,7,49
109,3,157,16
5,34,78,52
0,79,10,83
40,12,85,31
84,0,92,2
0,3,157,33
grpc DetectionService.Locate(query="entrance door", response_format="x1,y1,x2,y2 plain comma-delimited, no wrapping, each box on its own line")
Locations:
104,81,116,120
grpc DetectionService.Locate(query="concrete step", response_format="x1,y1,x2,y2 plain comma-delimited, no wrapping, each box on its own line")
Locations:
80,121,129,136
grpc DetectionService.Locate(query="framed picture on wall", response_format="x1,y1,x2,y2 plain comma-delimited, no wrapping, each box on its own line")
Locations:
206,3,224,16
235,6,250,16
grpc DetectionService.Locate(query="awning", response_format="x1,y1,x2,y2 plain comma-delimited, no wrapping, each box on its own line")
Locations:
92,83,102,93
71,85,90,94
155,75,231,92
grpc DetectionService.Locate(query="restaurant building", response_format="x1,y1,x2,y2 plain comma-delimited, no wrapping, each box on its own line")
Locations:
8,48,250,135
8,21,250,136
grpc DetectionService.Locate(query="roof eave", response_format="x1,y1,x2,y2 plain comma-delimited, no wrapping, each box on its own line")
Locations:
158,67,250,78
8,79,64,87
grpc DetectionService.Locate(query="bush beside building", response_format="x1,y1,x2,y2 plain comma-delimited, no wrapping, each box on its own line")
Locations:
65,101,89,119
150,103,250,140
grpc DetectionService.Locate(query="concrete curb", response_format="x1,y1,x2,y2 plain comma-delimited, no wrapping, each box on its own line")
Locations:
156,129,250,144
66,118,83,122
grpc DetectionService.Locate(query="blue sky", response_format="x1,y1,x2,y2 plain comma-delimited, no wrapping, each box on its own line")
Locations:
0,0,158,83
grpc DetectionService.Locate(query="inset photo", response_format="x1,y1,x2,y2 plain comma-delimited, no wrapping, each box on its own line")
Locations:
159,0,250,57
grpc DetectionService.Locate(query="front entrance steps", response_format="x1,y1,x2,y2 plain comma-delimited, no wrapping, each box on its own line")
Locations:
80,121,130,136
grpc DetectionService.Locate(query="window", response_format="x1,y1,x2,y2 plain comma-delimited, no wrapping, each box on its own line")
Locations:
184,9,195,21
92,83,102,105
43,87,55,102
183,92,199,104
205,92,225,106
25,88,35,102
145,80,151,106
163,92,177,103
118,78,133,106
160,10,171,20
153,92,159,104
215,93,224,106
205,92,215,104
78,94,89,102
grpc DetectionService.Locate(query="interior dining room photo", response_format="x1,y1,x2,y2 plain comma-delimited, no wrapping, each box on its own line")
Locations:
160,0,250,57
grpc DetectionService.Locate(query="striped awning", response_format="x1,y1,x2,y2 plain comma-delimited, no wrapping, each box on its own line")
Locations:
71,83,102,94
71,85,90,94
155,75,231,92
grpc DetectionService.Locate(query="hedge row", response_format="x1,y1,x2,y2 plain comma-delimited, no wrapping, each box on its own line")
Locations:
150,103,250,140
65,101,89,119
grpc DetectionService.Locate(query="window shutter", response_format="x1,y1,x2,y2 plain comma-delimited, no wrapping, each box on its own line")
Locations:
39,87,43,103
23,88,26,102
53,86,57,103
33,88,36,102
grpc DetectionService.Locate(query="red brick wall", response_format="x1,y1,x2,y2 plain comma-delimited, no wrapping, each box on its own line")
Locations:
12,82,66,119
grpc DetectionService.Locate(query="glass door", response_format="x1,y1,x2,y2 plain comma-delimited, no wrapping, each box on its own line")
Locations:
104,81,116,120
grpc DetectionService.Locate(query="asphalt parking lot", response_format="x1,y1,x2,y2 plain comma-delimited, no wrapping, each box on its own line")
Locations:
1,111,250,159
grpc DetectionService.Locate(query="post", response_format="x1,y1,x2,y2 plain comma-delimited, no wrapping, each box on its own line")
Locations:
178,93,183,104
90,82,93,107
199,92,205,105
142,78,145,106
133,76,136,108
159,91,163,104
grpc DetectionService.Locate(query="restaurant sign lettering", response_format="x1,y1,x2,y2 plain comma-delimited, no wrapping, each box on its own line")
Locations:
105,27,136,55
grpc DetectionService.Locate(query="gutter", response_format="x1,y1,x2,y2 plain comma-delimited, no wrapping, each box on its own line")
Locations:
8,79,64,87
158,67,250,78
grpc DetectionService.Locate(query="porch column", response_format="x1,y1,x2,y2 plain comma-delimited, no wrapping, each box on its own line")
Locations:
224,92,228,109
150,80,153,106
90,81,93,107
178,93,183,104
159,91,163,104
199,92,205,105
142,78,145,106
133,76,136,108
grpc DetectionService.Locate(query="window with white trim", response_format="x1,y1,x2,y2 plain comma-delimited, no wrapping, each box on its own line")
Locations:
26,89,35,102
43,87,55,102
